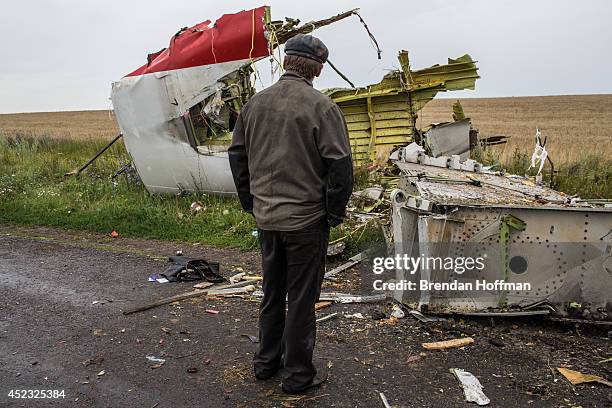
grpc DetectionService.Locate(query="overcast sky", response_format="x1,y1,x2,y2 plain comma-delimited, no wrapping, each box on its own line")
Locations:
1,0,610,113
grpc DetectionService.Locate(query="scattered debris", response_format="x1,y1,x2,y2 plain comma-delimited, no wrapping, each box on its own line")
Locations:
251,291,387,304
193,282,214,290
318,292,388,304
110,230,119,238
205,309,219,315
96,370,106,377
229,272,245,284
241,275,263,282
379,392,392,408
422,337,475,350
190,202,205,214
122,281,252,315
316,313,339,323
65,133,124,177
81,356,104,367
146,356,166,365
148,274,169,283
187,367,198,374
344,313,365,319
160,255,224,283
557,367,612,387
450,368,490,406
241,334,259,343
357,186,384,201
390,304,405,319
315,301,332,311
324,251,368,279
207,285,255,297
409,310,446,323
327,241,347,256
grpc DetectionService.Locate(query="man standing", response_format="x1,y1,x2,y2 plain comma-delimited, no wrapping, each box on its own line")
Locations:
228,34,353,394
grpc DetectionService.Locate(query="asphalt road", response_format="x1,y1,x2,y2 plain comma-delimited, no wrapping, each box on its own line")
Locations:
1,226,610,407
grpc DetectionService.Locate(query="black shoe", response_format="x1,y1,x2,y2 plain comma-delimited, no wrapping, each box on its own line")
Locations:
281,365,329,394
254,365,281,380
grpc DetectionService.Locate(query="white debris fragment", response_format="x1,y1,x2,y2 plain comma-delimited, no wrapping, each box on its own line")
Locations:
450,368,490,405
146,356,166,364
316,312,339,323
390,304,405,319
379,392,392,408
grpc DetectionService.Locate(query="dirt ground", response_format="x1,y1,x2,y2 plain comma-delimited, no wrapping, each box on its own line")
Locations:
1,225,610,407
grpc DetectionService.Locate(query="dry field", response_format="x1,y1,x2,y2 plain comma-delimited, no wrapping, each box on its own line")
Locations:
420,94,612,165
0,110,118,140
0,94,611,166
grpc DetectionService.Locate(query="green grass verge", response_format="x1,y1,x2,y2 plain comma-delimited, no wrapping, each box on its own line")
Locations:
0,135,260,248
0,135,382,250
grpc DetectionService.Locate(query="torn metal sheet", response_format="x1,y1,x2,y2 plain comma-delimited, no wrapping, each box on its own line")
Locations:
423,119,472,160
390,148,612,319
324,251,368,279
325,52,479,166
451,368,490,406
111,6,362,195
112,7,270,194
111,5,478,194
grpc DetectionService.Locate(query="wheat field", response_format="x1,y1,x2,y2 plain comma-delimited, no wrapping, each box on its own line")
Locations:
0,110,119,140
420,94,612,165
1,94,611,166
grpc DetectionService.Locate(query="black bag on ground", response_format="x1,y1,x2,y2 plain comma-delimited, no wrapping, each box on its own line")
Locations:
161,256,224,283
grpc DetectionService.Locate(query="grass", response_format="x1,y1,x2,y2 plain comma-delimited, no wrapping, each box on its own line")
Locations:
0,134,259,248
0,134,382,250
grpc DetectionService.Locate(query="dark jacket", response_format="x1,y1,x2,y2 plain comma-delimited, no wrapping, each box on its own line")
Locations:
228,71,353,231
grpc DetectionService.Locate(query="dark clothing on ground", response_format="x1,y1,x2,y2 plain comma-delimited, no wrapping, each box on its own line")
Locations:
253,218,329,391
228,70,352,391
228,71,353,231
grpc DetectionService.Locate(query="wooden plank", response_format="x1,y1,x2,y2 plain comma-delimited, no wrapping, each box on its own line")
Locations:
422,337,474,350
122,281,251,315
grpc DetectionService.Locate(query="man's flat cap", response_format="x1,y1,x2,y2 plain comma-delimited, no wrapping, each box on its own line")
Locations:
284,34,328,64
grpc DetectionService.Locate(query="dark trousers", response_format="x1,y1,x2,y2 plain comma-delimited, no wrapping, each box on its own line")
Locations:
253,218,329,390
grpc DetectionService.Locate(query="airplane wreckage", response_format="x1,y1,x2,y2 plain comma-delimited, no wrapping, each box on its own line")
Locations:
103,6,611,321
